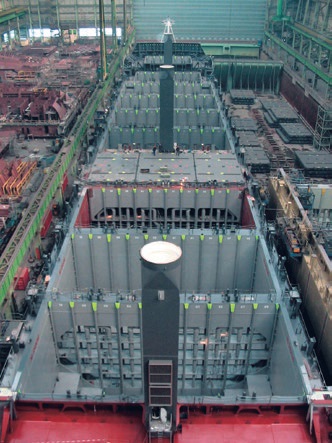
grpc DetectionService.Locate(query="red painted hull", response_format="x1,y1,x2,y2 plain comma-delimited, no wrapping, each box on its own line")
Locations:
4,402,321,443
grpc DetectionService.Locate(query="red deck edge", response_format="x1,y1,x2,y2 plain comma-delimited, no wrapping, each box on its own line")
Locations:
3,400,331,442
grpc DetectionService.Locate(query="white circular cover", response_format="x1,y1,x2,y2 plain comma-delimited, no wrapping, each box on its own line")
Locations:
140,241,182,264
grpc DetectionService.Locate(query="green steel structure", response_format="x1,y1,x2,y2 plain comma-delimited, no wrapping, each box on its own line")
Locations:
290,22,332,52
0,31,135,304
201,43,260,59
0,6,26,24
214,61,283,93
314,104,332,150
265,30,332,86
0,1,128,32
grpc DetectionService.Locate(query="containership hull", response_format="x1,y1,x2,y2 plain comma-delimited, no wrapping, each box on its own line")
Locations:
3,164,331,442
1,39,332,443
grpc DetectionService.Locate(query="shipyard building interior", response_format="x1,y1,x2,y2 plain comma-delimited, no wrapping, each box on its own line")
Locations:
0,0,331,442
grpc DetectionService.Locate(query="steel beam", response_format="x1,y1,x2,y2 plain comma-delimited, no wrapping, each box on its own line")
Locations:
291,22,332,51
265,31,332,85
0,8,26,25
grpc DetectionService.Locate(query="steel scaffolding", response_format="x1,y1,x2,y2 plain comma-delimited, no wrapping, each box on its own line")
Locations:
314,104,332,150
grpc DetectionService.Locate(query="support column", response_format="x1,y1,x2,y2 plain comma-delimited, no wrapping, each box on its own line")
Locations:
28,1,33,42
224,189,229,227
106,233,113,290
122,0,126,44
37,0,42,32
249,236,259,292
99,0,107,81
92,302,104,389
55,0,60,31
202,304,212,393
47,301,61,365
88,233,96,288
111,0,117,51
243,304,257,376
181,303,188,392
222,303,234,393
115,302,124,394
74,0,79,33
215,235,223,291
69,302,82,374
70,234,79,289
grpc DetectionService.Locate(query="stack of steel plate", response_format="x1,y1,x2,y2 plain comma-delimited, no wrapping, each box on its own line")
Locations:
244,146,271,173
231,117,258,132
260,98,299,128
294,151,332,178
237,131,261,148
277,122,313,144
230,89,255,105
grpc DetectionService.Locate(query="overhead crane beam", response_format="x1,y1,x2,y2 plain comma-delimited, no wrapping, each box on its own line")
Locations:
0,30,135,303
265,31,332,86
291,22,332,52
0,7,26,25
